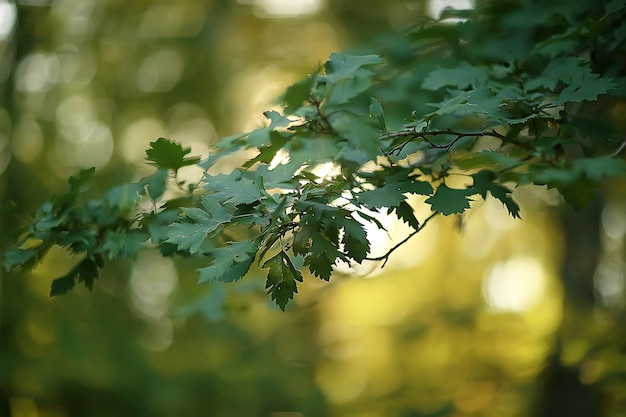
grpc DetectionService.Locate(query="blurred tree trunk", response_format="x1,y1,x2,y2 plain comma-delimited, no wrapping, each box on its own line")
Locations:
533,196,607,416
0,3,49,413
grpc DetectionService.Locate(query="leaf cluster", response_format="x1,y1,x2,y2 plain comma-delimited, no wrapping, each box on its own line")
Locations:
5,0,626,309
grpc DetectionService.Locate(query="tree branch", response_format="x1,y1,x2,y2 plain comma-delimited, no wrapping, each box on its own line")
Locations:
381,128,532,155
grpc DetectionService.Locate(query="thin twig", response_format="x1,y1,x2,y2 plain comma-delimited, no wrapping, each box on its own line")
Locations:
609,138,626,158
382,128,518,156
365,211,438,267
381,128,508,142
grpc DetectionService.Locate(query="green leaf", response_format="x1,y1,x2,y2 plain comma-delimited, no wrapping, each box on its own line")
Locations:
143,209,181,255
453,150,523,170
357,179,432,209
526,57,584,91
4,247,41,270
305,253,334,281
324,53,383,83
50,257,100,296
197,240,259,284
533,157,626,185
68,167,96,193
296,198,338,217
488,184,521,218
139,168,169,201
328,74,373,105
554,72,616,105
293,221,342,280
531,158,626,209
556,178,600,210
357,186,405,208
573,157,626,180
426,184,471,215
204,170,264,205
329,112,380,159
166,195,232,254
369,97,386,131
471,170,520,218
247,111,291,147
103,183,143,214
248,130,290,166
342,217,370,262
422,62,488,91
146,137,201,171
394,200,420,229
322,53,383,105
428,87,502,118
76,257,102,290
282,73,317,113
263,251,303,310
57,228,98,253
100,228,149,260
50,274,76,296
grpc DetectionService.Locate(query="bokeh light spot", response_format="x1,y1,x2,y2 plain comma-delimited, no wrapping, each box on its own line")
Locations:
16,53,59,93
129,251,178,321
428,0,474,20
242,0,323,18
0,0,16,39
483,257,546,312
137,48,184,93
12,116,44,164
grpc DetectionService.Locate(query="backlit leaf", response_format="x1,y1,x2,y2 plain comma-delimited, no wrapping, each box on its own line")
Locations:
422,62,488,91
555,72,616,104
166,196,232,254
146,137,200,171
204,170,264,205
263,251,303,310
282,73,317,113
394,200,420,229
426,184,471,215
197,240,259,284
342,217,370,262
324,53,383,83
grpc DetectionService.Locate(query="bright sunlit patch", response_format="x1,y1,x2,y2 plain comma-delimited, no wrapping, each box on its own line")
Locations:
0,0,16,39
482,257,546,312
241,0,323,18
427,0,474,21
482,196,517,231
311,161,341,182
269,149,290,169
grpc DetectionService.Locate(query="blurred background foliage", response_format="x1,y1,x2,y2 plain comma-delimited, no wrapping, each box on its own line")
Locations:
1,0,626,416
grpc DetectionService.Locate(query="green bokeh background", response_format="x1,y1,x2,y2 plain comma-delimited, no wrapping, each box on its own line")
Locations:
1,1,626,416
